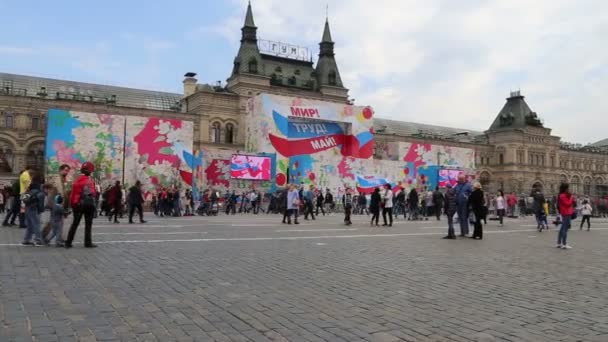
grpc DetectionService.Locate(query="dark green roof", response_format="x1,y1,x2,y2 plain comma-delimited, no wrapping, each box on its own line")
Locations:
488,91,544,131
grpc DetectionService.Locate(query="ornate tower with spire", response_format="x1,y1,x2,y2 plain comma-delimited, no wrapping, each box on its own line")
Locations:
230,1,262,77
315,18,348,98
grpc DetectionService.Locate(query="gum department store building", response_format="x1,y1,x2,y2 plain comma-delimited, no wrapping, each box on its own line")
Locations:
1,3,607,197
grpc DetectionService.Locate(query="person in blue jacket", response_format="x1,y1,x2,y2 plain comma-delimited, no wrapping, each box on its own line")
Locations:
454,174,473,236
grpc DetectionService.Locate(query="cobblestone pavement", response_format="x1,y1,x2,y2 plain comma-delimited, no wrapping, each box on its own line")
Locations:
1,212,608,342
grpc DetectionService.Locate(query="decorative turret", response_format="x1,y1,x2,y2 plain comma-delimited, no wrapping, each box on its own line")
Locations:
315,18,343,88
231,1,262,77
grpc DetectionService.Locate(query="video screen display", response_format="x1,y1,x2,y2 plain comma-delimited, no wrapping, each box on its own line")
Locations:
438,169,464,188
230,155,272,180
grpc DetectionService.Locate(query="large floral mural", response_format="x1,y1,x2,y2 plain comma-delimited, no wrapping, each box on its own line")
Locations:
245,94,476,193
124,117,194,192
45,109,124,187
46,109,197,192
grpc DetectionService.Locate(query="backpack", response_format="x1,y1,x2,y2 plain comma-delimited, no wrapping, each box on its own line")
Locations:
79,179,96,209
22,189,45,213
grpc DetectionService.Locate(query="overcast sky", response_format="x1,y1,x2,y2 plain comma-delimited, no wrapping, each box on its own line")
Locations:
1,0,606,144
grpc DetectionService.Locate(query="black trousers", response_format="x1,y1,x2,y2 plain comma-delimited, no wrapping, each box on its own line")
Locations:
66,206,95,246
129,203,144,222
304,201,315,219
110,204,122,222
473,210,483,239
344,205,352,224
370,207,380,225
580,215,591,229
315,203,325,216
382,207,393,226
2,198,19,225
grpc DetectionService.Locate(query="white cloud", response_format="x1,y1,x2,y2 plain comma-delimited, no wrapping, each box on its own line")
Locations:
214,0,608,143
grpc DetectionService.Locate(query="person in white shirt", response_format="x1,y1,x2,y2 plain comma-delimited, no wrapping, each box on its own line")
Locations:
495,190,506,226
580,200,593,231
382,184,394,227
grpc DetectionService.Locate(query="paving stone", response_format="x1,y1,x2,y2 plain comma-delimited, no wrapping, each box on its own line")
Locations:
1,215,608,341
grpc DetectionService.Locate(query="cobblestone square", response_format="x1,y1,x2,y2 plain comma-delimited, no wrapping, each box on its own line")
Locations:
1,214,608,341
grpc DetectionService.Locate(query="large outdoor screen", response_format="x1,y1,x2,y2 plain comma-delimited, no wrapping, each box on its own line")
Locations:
438,169,464,188
230,155,272,180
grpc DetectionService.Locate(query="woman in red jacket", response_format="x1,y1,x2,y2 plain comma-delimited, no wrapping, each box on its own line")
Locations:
65,162,97,248
557,183,574,249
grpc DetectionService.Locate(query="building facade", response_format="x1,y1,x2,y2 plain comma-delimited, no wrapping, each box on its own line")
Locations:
1,2,607,196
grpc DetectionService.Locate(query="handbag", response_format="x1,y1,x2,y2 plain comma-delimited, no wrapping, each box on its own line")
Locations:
468,212,476,224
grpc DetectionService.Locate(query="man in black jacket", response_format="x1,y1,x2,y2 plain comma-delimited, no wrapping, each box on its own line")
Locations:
128,181,146,224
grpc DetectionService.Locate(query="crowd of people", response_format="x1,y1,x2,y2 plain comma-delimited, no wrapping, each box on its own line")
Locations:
2,161,606,250
0,162,149,248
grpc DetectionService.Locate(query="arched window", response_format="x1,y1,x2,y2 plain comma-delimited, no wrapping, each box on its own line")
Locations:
328,71,337,85
499,153,504,165
248,59,258,74
225,123,234,144
210,122,221,143
5,115,14,128
479,172,491,187
583,177,592,196
570,176,580,194
26,142,45,173
0,142,14,173
31,116,40,130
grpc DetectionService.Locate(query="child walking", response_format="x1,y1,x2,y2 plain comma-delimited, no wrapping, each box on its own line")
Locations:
580,200,593,231
45,195,66,247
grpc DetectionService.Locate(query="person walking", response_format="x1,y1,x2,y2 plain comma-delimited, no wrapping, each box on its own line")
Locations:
556,183,575,249
382,184,394,227
303,185,315,220
128,181,146,224
454,174,473,236
1,184,17,227
45,194,66,247
107,181,122,223
342,188,353,225
369,187,381,227
507,192,517,217
423,190,434,220
65,162,97,249
442,183,457,239
495,190,506,227
21,175,46,246
408,188,419,221
531,187,546,231
433,186,444,221
315,189,325,216
469,182,485,240
286,184,300,224
324,189,334,212
580,200,593,231
357,192,368,215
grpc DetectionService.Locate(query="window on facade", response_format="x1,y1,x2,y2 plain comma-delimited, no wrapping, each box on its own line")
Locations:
225,123,234,144
328,71,337,85
294,69,301,75
517,151,524,164
31,116,40,130
550,156,555,168
5,115,14,128
248,59,258,74
499,154,504,165
210,122,221,143
275,66,282,73
0,145,13,173
25,144,45,172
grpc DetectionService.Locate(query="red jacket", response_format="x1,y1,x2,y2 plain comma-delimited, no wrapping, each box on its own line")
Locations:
70,175,96,208
558,193,574,216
